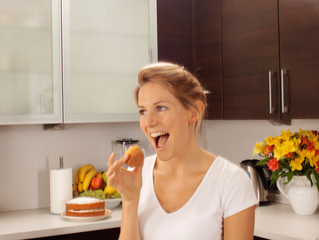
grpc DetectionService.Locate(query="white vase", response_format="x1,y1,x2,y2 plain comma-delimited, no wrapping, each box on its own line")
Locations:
277,175,319,215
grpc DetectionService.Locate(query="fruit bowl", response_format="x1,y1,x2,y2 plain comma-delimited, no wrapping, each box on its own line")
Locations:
105,198,122,209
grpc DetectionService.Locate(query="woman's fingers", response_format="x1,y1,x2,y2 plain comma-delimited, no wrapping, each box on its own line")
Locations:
107,152,115,168
107,153,129,177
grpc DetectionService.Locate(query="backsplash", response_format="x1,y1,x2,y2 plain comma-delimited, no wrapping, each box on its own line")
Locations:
1,119,318,212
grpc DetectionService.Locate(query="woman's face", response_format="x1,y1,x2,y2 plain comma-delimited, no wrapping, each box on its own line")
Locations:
137,81,195,161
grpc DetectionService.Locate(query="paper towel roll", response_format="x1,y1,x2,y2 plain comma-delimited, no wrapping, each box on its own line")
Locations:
50,168,72,214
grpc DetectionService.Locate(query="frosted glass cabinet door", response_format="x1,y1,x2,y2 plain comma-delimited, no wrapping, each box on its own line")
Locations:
0,0,62,124
62,0,157,123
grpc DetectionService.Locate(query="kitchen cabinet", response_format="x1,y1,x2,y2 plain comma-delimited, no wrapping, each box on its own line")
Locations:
195,0,223,119
0,0,157,125
157,0,194,72
31,228,120,240
157,0,223,119
0,0,62,124
222,0,319,123
63,0,157,123
156,0,319,122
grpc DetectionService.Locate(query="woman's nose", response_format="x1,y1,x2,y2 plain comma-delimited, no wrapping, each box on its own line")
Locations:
144,111,157,127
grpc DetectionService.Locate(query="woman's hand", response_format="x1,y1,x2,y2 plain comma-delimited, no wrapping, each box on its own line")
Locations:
106,152,144,203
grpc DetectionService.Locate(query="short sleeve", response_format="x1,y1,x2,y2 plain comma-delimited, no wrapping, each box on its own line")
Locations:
221,165,258,218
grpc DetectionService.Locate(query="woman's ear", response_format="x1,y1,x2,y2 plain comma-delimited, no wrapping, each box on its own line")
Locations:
189,100,205,123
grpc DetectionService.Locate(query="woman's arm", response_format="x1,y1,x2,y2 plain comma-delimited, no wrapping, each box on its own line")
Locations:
223,205,256,240
107,153,144,240
119,199,141,240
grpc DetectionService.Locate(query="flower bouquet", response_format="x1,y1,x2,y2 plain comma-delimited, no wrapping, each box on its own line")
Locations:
253,129,319,190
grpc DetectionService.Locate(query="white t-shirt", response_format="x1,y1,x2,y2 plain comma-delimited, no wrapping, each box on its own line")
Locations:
138,155,258,240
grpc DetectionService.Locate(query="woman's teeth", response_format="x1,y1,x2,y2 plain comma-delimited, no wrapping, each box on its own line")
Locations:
150,131,169,148
151,131,167,138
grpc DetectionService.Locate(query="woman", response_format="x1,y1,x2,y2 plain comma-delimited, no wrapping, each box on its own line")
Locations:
107,62,258,240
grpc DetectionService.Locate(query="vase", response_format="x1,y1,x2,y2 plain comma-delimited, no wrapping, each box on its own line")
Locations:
277,175,319,215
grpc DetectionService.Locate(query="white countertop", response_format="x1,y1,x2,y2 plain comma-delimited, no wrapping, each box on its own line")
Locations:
0,203,318,240
255,203,319,240
0,207,121,240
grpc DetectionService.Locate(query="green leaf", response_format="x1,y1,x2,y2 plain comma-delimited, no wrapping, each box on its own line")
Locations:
270,171,279,185
312,170,319,191
287,171,293,183
255,159,268,166
305,172,313,187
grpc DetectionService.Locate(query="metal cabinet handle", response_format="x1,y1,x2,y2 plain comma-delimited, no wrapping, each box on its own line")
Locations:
268,71,273,114
281,69,288,113
149,49,153,63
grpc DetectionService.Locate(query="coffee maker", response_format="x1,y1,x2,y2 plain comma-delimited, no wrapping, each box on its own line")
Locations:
112,138,146,162
240,159,278,205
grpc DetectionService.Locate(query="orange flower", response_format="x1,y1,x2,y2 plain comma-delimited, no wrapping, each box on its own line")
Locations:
264,145,274,157
285,152,294,159
267,158,279,172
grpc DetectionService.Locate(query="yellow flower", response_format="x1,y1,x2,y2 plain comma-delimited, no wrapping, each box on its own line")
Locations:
292,136,301,148
306,150,316,167
296,149,307,159
290,156,304,171
280,129,293,140
253,142,263,155
265,135,276,146
274,139,295,160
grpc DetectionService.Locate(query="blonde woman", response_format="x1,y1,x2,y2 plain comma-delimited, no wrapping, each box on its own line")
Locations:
107,62,258,240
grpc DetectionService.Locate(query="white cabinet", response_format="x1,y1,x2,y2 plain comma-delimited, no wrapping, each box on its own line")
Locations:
0,0,157,125
0,0,62,124
62,0,157,123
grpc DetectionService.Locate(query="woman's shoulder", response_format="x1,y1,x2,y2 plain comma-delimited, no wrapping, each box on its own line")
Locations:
211,156,250,182
213,156,242,171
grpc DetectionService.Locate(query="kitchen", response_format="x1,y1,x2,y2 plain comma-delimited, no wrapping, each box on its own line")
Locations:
1,0,319,240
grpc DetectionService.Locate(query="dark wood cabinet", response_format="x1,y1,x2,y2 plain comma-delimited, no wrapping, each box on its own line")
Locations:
279,0,319,119
30,228,120,240
222,0,280,121
157,0,194,72
195,0,223,119
157,0,319,122
222,0,319,122
157,0,223,119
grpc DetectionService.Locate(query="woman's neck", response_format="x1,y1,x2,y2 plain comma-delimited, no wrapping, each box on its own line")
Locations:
155,145,214,177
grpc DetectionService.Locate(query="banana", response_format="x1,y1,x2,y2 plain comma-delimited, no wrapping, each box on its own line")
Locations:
73,183,78,192
82,168,97,191
78,182,83,192
79,164,94,182
75,168,80,184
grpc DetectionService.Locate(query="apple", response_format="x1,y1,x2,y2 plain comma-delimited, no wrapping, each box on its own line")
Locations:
96,172,103,179
91,176,103,190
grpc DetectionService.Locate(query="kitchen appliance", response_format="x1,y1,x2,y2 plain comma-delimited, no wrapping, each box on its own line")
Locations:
112,138,145,165
240,159,278,205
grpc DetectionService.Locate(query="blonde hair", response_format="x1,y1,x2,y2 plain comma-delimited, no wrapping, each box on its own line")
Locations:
135,62,208,134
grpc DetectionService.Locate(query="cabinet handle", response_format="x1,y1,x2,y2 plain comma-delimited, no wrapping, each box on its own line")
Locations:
268,70,274,114
149,49,153,63
281,69,288,113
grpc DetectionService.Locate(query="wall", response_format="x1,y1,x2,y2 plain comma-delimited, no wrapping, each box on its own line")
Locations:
0,119,318,212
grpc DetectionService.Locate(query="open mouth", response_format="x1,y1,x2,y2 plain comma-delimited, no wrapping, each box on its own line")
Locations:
151,131,169,149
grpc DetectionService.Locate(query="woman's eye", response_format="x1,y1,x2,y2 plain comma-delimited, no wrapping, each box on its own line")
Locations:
139,109,147,116
156,106,167,112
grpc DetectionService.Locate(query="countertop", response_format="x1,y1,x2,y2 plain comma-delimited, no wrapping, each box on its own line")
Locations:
0,207,121,240
255,203,319,240
0,203,318,240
